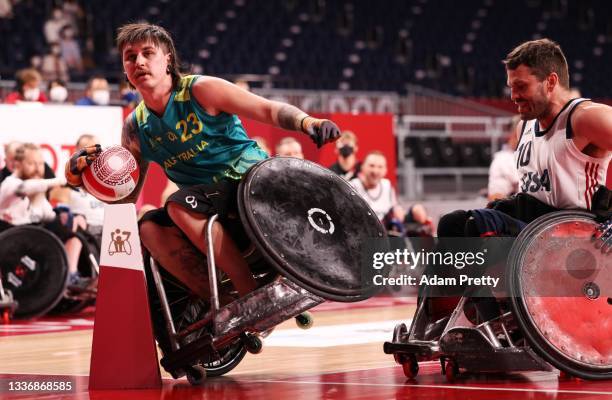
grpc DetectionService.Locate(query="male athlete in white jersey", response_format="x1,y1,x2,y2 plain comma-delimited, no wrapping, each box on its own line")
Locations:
437,38,611,252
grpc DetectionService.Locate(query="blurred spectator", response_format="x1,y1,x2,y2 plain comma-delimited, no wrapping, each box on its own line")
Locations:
252,136,271,155
41,43,70,82
0,143,87,287
43,7,69,44
0,144,64,225
119,81,139,109
4,68,48,104
76,76,110,106
0,141,55,185
487,117,520,201
0,141,22,184
61,0,84,36
275,137,304,158
59,26,83,72
29,54,43,71
48,79,69,104
0,0,13,18
329,130,359,180
350,151,431,236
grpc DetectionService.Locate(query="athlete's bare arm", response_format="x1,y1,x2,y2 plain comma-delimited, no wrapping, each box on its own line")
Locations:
112,113,150,204
571,102,612,156
190,76,305,128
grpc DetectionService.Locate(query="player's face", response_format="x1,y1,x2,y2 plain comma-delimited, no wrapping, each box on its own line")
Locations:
122,41,171,91
507,65,549,120
361,154,387,186
18,149,44,180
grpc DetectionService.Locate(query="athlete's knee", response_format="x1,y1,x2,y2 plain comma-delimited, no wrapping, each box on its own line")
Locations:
437,210,469,237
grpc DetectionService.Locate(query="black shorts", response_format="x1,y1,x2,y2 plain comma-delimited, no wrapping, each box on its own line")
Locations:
139,180,250,249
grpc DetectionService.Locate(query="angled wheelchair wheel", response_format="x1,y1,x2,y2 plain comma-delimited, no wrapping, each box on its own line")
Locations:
238,157,387,303
508,211,612,380
0,226,68,319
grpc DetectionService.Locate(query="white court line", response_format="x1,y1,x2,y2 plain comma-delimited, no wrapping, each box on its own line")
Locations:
265,319,409,347
246,378,612,396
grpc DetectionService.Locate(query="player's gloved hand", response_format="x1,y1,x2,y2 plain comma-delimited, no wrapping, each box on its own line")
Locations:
301,117,340,148
592,218,611,254
65,144,102,187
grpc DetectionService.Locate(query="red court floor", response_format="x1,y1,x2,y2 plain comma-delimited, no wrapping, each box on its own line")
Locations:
1,299,610,400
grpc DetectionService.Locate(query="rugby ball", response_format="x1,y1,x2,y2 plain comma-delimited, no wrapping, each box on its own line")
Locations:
82,146,139,202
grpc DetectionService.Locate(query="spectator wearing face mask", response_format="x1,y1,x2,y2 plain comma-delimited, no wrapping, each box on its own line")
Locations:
48,79,70,104
119,80,139,109
329,130,359,180
41,42,70,82
76,76,110,106
4,68,47,104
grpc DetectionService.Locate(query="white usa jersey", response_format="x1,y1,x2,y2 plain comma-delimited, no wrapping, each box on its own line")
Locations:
516,98,611,210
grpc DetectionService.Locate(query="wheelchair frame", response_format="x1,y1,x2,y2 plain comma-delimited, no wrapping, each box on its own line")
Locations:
148,214,324,383
384,210,610,381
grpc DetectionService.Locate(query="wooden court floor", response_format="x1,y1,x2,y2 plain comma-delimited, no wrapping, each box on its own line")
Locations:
1,300,611,399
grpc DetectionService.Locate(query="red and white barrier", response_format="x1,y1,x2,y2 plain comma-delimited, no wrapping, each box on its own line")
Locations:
89,203,161,390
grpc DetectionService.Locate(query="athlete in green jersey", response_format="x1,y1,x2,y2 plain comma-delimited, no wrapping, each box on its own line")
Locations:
66,23,340,299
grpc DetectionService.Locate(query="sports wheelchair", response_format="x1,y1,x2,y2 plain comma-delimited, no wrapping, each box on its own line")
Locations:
384,210,611,381
0,223,100,321
144,157,386,384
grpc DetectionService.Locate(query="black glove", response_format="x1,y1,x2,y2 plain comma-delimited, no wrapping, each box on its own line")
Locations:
302,117,340,148
65,144,102,187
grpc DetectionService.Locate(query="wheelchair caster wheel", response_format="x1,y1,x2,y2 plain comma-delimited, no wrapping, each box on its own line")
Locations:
243,333,263,354
401,356,419,379
445,360,459,383
186,365,207,385
295,312,313,329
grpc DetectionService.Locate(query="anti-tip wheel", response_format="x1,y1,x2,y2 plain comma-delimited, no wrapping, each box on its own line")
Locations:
186,365,207,385
243,333,263,354
295,311,313,329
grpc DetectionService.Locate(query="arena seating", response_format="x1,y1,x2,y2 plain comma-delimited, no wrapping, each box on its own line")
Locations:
2,0,612,97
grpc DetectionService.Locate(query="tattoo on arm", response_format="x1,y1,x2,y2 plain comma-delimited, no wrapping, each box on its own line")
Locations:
121,114,139,152
277,104,308,132
111,114,149,204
